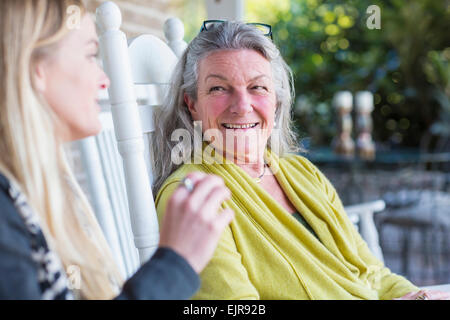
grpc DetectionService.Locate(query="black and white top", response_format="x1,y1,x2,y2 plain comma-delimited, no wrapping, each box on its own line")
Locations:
5,176,73,299
0,172,200,300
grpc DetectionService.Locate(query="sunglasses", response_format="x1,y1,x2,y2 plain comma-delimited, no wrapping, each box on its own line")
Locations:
200,20,273,40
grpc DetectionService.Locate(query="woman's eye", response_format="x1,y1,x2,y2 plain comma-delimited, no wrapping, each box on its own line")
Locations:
209,86,225,92
252,85,268,91
88,52,99,61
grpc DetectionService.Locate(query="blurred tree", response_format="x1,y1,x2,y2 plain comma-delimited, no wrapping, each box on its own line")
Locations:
172,0,206,41
246,0,290,26
424,48,450,138
269,0,450,147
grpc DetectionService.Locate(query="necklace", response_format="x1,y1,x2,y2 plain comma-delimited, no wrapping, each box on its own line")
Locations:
254,164,266,183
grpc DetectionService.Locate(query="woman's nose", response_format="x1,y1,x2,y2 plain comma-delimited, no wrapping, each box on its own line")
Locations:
99,69,110,90
229,90,253,115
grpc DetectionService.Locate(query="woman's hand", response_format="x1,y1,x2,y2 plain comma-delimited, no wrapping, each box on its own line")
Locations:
159,172,234,274
395,289,450,300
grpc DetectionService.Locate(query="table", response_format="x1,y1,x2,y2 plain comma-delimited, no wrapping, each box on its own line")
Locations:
303,146,450,169
302,147,450,205
422,283,450,293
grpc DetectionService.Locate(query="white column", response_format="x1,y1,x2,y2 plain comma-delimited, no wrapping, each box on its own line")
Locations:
205,0,244,21
96,1,159,264
164,17,187,58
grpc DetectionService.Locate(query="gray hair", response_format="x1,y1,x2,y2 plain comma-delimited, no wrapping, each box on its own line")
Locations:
151,21,299,194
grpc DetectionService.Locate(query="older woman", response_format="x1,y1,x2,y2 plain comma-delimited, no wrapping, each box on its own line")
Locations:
153,21,447,300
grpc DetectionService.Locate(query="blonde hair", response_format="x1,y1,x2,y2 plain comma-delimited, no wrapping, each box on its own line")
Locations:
0,0,123,299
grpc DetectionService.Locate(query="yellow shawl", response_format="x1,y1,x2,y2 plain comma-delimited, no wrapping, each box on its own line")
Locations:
155,149,418,300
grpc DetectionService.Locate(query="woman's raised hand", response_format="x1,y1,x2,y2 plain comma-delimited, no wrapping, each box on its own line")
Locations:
158,172,234,273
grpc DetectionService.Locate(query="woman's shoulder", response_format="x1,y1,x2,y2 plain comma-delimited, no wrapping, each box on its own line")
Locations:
0,172,34,244
0,173,24,227
279,153,334,191
0,172,35,265
0,171,11,191
0,174,41,299
154,163,206,215
0,173,70,300
157,164,204,193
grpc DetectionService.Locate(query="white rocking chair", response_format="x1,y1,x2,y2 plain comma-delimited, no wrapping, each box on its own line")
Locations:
80,1,387,279
77,1,186,277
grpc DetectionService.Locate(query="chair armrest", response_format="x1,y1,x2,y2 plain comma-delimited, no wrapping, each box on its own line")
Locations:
421,284,450,293
345,199,386,217
344,200,386,263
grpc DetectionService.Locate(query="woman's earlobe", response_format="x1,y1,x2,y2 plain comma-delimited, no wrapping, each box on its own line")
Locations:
33,63,47,93
184,93,196,114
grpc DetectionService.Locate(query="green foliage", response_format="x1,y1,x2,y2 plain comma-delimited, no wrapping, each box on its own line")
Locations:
424,49,450,137
268,0,450,147
173,0,206,42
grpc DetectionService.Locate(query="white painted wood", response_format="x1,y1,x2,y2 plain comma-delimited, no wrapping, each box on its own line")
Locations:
96,1,159,264
421,284,450,293
77,136,128,277
355,91,374,113
205,0,244,21
345,200,385,263
128,35,177,84
163,17,188,58
139,103,156,186
127,35,176,184
138,104,155,135
126,28,178,194
93,112,140,276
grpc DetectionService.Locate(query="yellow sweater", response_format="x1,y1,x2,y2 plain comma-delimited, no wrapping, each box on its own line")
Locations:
155,150,419,300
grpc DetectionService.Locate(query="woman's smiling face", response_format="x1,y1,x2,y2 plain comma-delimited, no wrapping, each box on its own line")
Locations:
185,49,277,163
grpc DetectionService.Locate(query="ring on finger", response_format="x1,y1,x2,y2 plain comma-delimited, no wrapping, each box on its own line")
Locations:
415,292,429,300
181,177,195,192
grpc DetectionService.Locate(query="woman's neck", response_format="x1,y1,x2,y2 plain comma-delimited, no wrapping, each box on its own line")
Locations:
211,144,267,179
235,158,266,179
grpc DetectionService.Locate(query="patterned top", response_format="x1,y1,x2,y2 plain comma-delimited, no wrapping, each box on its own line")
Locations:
0,172,200,300
6,178,73,300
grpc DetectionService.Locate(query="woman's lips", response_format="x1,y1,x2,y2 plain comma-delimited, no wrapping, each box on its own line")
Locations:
221,122,259,130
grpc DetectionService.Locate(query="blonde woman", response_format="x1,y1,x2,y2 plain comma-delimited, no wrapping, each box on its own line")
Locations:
0,0,233,300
